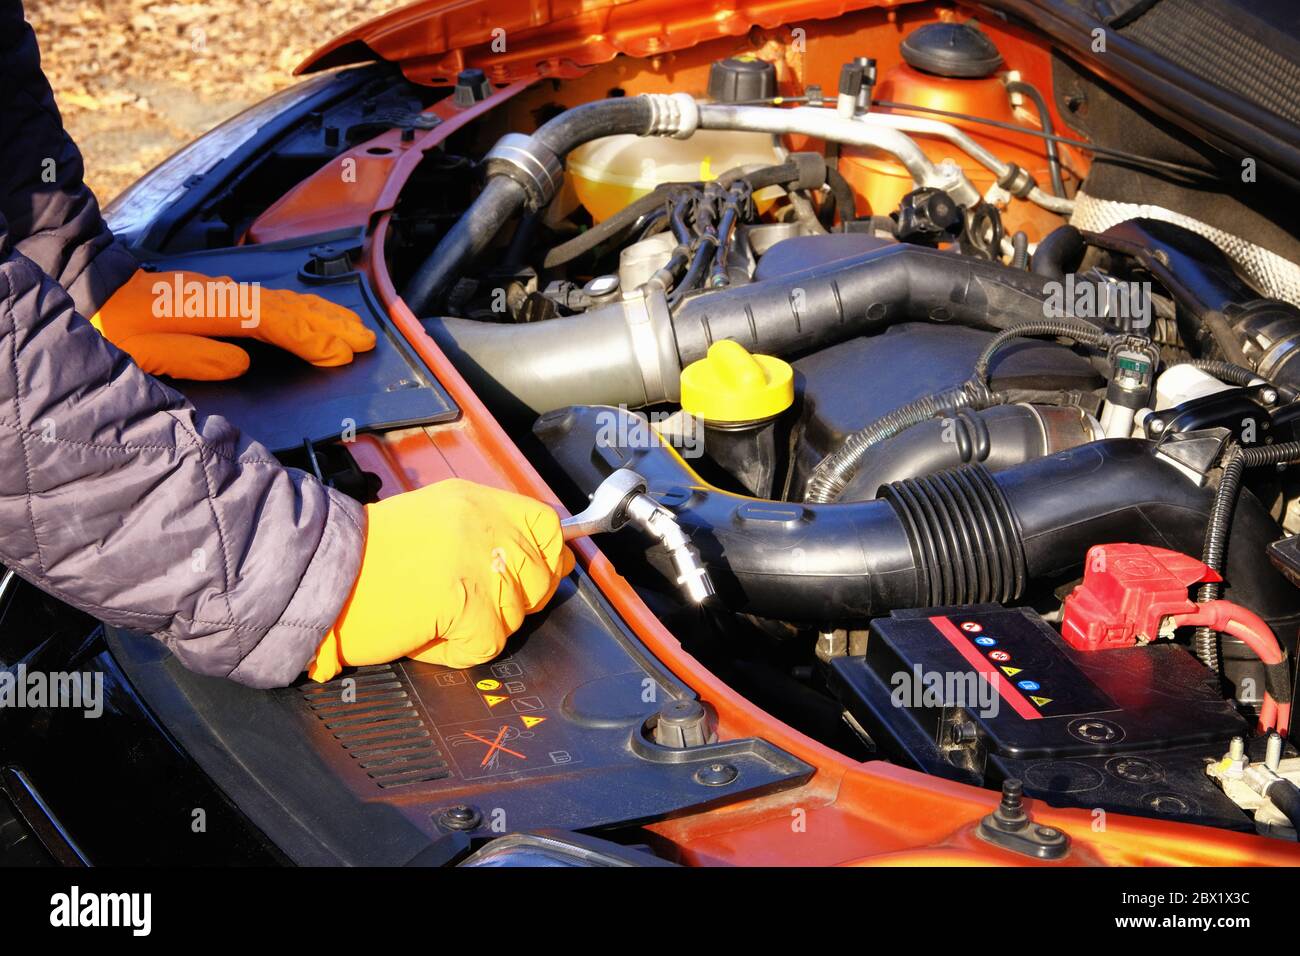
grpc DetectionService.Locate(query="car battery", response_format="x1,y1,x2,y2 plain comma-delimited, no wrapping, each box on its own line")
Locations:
829,604,1258,830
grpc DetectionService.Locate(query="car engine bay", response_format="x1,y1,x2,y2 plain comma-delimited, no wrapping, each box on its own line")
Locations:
365,17,1300,840
89,4,1300,855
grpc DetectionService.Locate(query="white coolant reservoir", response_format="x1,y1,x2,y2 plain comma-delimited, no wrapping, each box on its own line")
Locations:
567,129,785,223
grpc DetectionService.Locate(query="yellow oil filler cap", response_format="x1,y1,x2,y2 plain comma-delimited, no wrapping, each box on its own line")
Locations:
680,340,794,424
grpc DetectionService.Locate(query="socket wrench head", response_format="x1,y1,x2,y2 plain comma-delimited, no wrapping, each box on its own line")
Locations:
560,468,648,539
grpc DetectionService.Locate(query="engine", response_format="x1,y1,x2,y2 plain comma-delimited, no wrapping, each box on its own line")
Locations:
383,22,1300,840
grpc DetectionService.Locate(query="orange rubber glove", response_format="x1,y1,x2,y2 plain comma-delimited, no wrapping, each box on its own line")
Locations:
308,479,576,682
90,268,376,380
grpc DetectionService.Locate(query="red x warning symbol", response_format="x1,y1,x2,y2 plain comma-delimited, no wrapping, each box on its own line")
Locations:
462,726,527,767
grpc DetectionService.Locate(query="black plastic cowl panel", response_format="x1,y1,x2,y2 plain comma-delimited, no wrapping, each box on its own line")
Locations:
105,571,812,866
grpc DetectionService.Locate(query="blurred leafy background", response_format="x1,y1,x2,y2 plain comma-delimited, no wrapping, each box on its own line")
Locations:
26,0,405,202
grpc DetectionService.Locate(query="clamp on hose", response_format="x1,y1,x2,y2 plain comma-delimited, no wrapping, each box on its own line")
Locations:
643,92,701,139
484,132,564,210
996,162,1038,200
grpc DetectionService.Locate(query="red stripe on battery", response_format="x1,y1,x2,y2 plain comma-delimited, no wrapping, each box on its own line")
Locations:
928,616,1042,720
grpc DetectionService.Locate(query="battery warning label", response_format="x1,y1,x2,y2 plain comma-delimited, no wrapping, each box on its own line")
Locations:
418,654,581,779
931,615,1117,720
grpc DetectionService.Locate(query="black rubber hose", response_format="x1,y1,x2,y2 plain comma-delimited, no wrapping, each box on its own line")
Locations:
502,209,541,271
1004,80,1066,198
536,405,1300,627
823,166,858,227
542,185,689,270
805,321,1104,502
405,175,529,315
669,192,694,246
804,382,1002,503
531,97,661,157
825,167,857,220
1010,230,1030,270
669,191,719,307
1264,779,1300,840
720,152,827,194
406,96,660,313
708,184,749,289
1196,440,1300,670
669,243,1091,363
835,404,1102,501
1031,224,1087,281
1089,220,1259,367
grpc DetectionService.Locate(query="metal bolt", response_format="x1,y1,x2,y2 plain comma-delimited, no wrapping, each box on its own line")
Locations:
694,762,739,787
438,805,482,831
1229,735,1246,761
1266,732,1284,771
1001,778,1024,810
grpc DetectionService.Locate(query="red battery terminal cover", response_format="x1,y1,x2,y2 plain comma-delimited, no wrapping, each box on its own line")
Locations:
1061,543,1220,651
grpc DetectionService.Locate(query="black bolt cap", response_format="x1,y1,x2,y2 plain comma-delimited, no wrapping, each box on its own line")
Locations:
454,68,494,107
901,22,1003,79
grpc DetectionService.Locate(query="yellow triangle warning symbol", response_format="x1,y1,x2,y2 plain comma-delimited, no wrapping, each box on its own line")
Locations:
1000,666,1022,677
521,715,547,729
483,694,508,707
1030,695,1052,707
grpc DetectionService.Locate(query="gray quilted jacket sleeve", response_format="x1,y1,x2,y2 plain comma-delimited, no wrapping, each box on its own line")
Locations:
0,236,367,687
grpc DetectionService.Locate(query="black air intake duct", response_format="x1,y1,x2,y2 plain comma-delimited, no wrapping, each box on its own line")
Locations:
535,405,1300,632
429,244,1093,415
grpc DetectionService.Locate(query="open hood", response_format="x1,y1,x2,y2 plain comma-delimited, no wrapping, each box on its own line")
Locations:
297,0,908,84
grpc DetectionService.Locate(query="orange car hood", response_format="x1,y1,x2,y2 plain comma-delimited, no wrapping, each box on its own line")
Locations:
298,0,911,84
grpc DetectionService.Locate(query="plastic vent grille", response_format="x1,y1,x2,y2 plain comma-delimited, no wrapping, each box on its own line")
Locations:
300,664,451,789
1119,0,1300,127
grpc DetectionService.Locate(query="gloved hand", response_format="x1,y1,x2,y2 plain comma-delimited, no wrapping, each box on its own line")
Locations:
91,268,377,380
308,479,575,681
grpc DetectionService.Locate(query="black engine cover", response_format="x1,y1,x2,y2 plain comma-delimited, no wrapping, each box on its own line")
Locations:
790,323,1101,492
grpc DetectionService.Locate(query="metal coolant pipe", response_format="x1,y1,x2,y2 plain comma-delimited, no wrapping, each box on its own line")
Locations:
694,104,970,203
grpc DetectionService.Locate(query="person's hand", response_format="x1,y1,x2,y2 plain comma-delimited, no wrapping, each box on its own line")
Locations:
308,479,576,681
91,268,376,380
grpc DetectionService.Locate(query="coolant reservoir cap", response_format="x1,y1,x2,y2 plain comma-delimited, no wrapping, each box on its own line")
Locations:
680,340,794,424
707,56,777,104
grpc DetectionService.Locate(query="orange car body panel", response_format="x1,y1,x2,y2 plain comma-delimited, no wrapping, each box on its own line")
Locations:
247,0,1300,864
